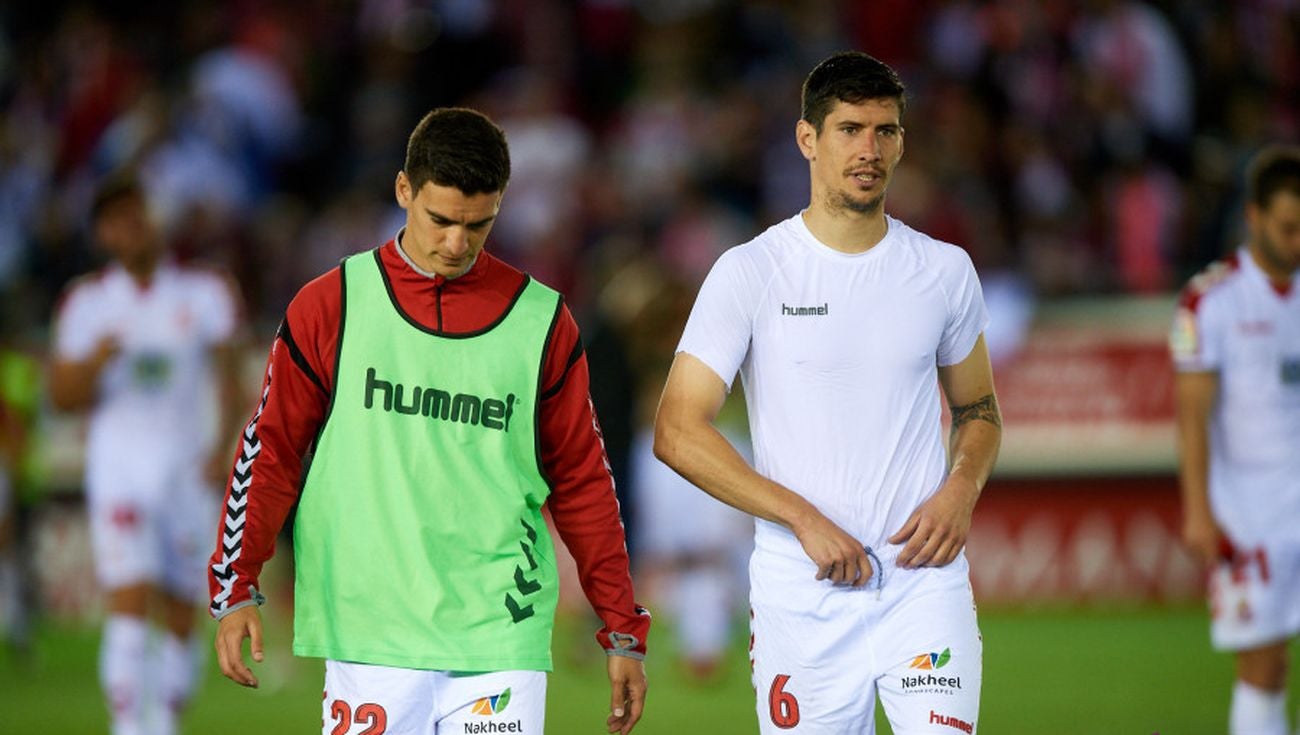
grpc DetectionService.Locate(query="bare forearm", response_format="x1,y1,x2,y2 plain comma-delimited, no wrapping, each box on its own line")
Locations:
946,394,1002,498
949,423,1000,487
49,359,108,411
654,416,816,532
1173,372,1217,520
1175,413,1212,516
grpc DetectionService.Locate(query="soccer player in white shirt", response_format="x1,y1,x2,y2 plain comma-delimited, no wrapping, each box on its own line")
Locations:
1172,145,1300,735
50,173,245,735
654,52,1001,734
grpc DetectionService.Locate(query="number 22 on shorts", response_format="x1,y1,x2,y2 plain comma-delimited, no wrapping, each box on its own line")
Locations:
769,674,801,729
328,699,388,735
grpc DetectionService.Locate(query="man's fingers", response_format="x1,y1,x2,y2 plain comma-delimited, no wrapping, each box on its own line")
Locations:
929,539,957,568
609,676,628,719
623,681,646,734
220,642,256,687
606,681,633,734
250,620,265,662
898,518,950,568
896,527,927,567
888,513,919,545
852,547,872,587
906,528,949,568
215,625,259,687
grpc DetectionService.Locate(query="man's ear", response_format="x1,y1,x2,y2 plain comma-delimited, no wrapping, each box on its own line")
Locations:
395,170,412,208
795,119,817,162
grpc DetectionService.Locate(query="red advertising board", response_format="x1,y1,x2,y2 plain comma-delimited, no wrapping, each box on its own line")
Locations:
993,296,1178,476
969,477,1203,604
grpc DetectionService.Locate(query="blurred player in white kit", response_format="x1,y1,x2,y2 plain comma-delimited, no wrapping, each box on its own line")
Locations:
632,421,751,681
1172,145,1300,735
50,172,245,735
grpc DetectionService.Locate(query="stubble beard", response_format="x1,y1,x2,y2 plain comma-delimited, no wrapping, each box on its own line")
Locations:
829,189,885,216
1255,230,1300,275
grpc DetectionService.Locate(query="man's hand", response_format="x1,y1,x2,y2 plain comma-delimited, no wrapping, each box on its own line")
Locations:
215,605,264,688
890,476,977,569
792,509,872,586
605,654,646,734
91,335,122,371
1182,507,1225,568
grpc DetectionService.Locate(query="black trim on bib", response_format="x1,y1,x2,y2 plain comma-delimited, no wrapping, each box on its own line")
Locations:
540,335,585,401
372,248,531,338
277,318,327,396
533,295,565,490
311,259,348,451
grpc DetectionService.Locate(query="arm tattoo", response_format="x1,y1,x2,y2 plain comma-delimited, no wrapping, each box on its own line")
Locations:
950,393,1001,430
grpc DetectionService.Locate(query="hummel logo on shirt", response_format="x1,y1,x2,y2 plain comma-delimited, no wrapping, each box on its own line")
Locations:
782,302,829,316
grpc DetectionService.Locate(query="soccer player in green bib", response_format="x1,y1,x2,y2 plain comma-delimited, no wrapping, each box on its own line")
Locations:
209,108,650,734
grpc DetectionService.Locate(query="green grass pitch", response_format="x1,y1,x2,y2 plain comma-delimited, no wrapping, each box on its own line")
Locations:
4,606,1298,733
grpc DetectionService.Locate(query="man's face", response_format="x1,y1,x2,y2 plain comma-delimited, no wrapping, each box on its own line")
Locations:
797,98,905,216
1248,189,1300,276
396,172,503,279
95,193,161,269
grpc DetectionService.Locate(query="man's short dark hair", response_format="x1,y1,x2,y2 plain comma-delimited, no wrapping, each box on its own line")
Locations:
1247,145,1300,209
91,170,144,222
404,107,511,196
801,52,907,133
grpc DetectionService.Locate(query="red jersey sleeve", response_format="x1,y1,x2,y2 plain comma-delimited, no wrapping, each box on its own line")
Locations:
208,268,340,617
540,303,651,657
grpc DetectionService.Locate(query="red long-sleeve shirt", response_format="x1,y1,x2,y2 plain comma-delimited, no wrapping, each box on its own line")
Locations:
208,239,649,657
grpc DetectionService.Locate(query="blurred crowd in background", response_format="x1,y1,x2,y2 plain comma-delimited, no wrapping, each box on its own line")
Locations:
1,0,1297,341
0,0,1298,657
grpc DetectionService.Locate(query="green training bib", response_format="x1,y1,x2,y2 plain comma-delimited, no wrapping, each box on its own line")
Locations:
292,249,561,671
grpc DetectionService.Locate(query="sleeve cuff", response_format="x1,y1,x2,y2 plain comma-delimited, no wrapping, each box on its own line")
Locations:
211,586,267,620
595,605,651,657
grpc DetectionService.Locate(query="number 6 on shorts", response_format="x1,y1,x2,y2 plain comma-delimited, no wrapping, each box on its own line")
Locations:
768,674,800,729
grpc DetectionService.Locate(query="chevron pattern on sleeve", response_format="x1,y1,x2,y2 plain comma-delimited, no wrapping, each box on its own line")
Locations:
210,364,272,615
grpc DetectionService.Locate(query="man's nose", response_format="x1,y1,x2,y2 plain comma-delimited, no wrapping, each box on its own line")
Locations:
858,134,881,161
445,227,471,255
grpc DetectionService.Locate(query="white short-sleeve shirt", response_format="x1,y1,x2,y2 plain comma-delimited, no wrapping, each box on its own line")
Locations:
54,261,239,497
678,213,989,555
1170,249,1300,544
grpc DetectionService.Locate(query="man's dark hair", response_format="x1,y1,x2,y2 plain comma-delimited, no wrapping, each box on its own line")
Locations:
801,51,906,133
1247,145,1300,208
404,107,511,195
91,170,144,222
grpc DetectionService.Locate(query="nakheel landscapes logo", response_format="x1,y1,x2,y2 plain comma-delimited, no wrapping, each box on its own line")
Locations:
909,648,951,671
466,688,524,733
902,648,962,695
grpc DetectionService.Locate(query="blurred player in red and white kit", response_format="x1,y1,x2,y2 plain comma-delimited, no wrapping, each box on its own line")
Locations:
1172,145,1300,735
50,172,246,735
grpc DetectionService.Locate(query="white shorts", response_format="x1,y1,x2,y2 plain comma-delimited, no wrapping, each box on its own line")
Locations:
86,467,217,600
749,540,982,734
323,661,546,734
1209,538,1300,651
